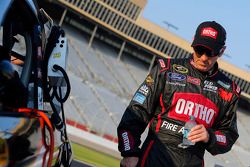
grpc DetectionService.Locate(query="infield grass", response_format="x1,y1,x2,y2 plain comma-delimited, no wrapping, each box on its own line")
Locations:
72,142,120,167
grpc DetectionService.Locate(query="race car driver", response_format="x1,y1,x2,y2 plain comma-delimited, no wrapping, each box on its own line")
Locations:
117,21,240,167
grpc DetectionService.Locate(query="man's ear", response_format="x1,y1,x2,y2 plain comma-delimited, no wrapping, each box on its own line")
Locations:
218,46,226,57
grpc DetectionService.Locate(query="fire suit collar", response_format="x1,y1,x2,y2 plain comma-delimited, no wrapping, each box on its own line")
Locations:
189,58,219,78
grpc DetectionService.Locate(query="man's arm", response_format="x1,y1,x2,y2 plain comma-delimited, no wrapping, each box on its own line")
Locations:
117,58,170,158
203,86,240,155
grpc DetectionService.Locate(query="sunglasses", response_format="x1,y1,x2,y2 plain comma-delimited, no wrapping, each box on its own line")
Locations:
194,46,214,57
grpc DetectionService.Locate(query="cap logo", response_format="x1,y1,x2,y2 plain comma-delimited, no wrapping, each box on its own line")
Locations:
201,27,218,39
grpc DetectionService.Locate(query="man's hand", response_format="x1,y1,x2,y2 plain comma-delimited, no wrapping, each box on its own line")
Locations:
120,157,139,167
188,124,209,143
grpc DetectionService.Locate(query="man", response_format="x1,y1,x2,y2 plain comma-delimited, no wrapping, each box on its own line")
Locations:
117,21,240,167
0,46,28,109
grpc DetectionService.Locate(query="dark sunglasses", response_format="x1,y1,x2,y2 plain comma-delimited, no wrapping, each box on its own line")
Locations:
194,46,214,57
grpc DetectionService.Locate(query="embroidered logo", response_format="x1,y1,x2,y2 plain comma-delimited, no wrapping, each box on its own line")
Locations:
145,75,154,86
166,81,186,87
159,59,166,68
187,76,201,85
215,131,227,145
173,64,188,74
133,93,146,104
139,85,149,96
218,88,232,102
167,72,186,81
168,93,219,128
217,80,230,89
201,27,218,39
203,80,217,93
236,85,241,94
120,131,134,151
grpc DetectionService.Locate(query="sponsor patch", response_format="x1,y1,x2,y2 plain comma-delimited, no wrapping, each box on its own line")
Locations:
217,80,230,89
133,93,146,104
167,72,186,81
145,75,154,86
187,76,200,85
203,80,218,93
201,27,218,39
232,83,241,97
161,120,179,132
236,85,241,94
218,88,233,102
158,59,166,68
215,131,227,145
173,64,189,74
168,93,219,128
166,81,186,87
160,120,187,135
139,85,149,96
122,132,130,151
120,131,134,151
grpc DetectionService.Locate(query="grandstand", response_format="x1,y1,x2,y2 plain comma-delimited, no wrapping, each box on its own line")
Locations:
42,0,250,100
39,0,250,166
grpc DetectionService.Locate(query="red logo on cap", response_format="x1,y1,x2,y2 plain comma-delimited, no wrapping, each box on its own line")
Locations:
201,27,218,39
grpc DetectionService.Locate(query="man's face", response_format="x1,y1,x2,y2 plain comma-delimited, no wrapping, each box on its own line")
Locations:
192,46,220,72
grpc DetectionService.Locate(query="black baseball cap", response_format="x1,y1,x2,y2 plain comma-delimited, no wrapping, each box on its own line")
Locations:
191,21,226,56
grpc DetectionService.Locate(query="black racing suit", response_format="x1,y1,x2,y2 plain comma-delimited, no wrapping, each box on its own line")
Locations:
117,57,240,167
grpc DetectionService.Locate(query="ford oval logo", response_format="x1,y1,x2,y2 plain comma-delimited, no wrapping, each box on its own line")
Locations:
167,72,186,81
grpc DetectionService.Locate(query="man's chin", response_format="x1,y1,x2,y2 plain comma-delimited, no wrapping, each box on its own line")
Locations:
196,65,210,72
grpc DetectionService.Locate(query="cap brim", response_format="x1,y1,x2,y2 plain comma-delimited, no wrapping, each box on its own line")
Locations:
191,38,222,55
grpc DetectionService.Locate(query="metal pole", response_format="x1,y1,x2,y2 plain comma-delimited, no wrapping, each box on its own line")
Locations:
88,25,98,48
148,55,156,72
59,9,68,26
117,41,126,61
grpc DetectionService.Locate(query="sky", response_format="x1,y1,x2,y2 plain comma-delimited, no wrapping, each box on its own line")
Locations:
143,0,250,72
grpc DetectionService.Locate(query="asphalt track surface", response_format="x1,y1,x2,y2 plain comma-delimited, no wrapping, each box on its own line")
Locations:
71,160,94,167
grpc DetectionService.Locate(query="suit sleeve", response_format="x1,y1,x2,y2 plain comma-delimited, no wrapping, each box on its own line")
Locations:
117,58,169,157
205,88,240,155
